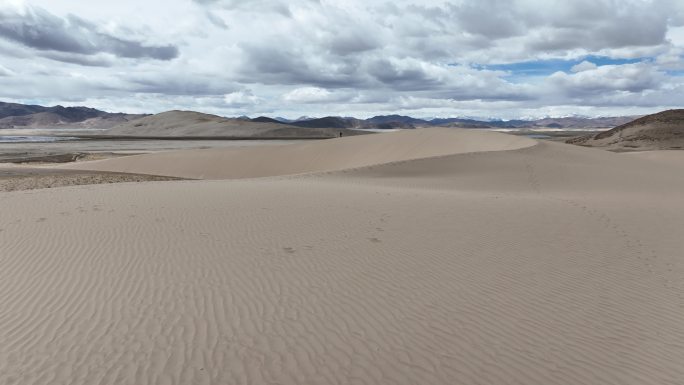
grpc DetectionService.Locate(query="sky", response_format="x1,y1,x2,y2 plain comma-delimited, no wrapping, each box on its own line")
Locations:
0,0,683,119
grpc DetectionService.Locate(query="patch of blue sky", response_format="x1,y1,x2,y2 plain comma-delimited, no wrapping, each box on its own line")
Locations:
468,56,647,80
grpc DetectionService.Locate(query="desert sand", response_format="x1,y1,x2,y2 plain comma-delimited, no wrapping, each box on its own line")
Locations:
1,128,683,385
0,166,178,191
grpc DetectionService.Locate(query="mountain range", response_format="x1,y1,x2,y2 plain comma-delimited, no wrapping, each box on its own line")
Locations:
0,101,145,129
0,101,639,131
254,114,638,130
103,110,366,139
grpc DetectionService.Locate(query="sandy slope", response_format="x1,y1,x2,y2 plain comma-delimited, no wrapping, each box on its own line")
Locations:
1,129,684,385
60,128,535,179
622,150,684,166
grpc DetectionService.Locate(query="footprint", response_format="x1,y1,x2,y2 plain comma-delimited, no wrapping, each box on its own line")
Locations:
283,247,296,254
368,237,382,243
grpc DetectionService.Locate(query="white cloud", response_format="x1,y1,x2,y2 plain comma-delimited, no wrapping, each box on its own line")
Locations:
283,87,334,103
571,61,598,73
549,63,665,95
223,90,261,107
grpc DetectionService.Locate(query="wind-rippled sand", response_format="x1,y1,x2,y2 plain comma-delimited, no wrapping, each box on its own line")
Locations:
1,128,683,384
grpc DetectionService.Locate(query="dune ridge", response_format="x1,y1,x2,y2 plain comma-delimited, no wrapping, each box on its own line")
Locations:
60,128,536,179
1,130,684,384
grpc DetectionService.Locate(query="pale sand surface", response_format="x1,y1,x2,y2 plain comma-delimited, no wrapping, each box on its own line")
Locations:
621,150,684,166
0,167,178,191
59,128,535,179
0,138,305,163
1,128,683,384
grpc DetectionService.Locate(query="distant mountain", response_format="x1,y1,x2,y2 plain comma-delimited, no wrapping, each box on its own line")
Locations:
106,110,367,139
429,118,495,128
519,116,639,129
0,101,146,129
0,100,646,133
289,116,362,129
0,101,49,118
251,116,284,124
253,114,639,131
365,115,428,125
568,109,684,151
253,115,422,130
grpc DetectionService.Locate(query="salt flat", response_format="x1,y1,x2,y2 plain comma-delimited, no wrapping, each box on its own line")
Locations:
0,128,683,385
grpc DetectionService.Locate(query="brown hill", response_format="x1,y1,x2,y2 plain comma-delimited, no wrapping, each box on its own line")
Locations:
567,109,684,151
0,102,145,129
104,110,367,138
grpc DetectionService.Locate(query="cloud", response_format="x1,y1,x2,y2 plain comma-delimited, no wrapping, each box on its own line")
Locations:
193,0,297,16
451,0,526,39
0,5,179,61
223,90,261,106
571,61,598,73
128,73,238,96
549,62,665,95
0,63,15,76
283,87,334,103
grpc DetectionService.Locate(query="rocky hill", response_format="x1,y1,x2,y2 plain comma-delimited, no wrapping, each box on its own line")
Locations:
567,109,684,151
0,102,145,129
105,110,366,138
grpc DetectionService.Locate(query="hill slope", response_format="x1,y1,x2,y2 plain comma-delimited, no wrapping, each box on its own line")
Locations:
568,109,684,150
106,110,366,138
0,102,145,129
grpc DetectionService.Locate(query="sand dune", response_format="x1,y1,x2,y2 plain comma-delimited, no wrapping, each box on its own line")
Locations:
1,129,684,385
60,128,536,179
622,150,684,166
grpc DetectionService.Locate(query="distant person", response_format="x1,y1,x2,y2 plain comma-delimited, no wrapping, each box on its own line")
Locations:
339,132,343,137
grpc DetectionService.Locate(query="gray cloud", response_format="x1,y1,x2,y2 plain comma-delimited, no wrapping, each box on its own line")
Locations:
0,64,13,77
451,0,526,39
548,63,665,96
129,74,239,96
0,6,179,61
366,59,443,91
237,43,368,88
193,0,294,16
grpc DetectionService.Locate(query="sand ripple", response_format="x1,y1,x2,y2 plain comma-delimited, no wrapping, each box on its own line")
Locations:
1,132,683,384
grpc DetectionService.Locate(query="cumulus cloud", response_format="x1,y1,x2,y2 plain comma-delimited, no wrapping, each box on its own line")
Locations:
283,87,334,103
549,63,665,95
223,90,261,107
0,4,179,62
571,61,598,73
